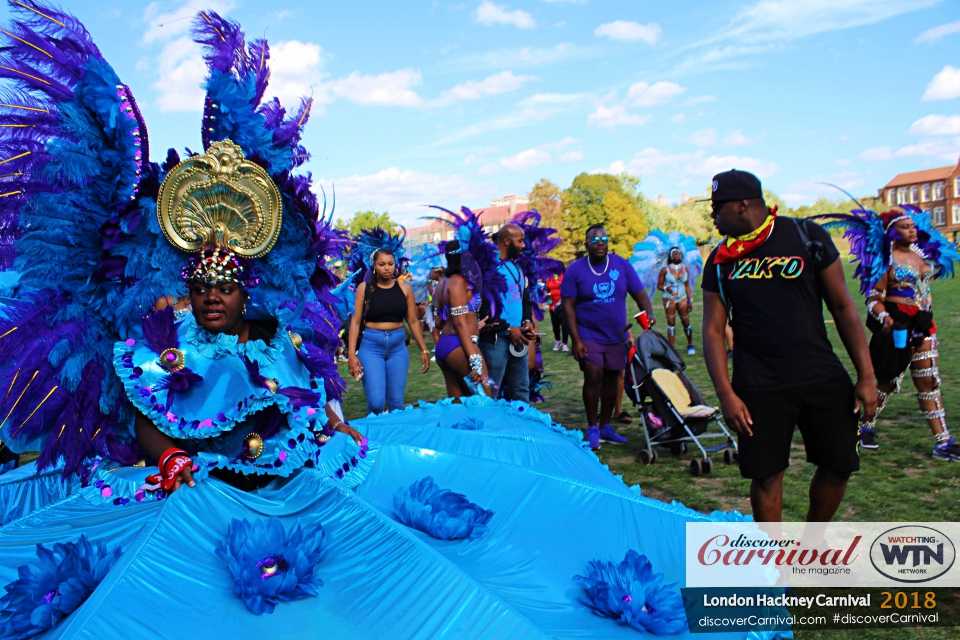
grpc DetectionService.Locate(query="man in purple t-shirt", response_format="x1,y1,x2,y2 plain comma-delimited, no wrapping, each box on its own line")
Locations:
561,224,655,449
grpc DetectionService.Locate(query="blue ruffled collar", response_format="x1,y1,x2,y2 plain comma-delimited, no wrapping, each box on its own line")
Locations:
182,315,285,364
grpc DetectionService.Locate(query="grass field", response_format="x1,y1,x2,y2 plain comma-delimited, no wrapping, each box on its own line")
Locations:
339,261,960,639
342,261,960,522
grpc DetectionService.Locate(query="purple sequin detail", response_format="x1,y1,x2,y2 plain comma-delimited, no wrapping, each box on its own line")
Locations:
217,412,226,421
255,556,289,581
278,451,288,462
100,486,113,498
335,469,344,478
95,480,104,489
135,490,145,502
125,339,136,347
622,595,633,603
288,438,297,448
43,589,58,604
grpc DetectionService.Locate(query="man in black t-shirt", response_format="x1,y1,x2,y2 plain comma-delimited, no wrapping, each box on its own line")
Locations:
701,170,877,523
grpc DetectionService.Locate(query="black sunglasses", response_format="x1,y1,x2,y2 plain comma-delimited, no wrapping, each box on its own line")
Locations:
589,235,609,245
711,199,733,213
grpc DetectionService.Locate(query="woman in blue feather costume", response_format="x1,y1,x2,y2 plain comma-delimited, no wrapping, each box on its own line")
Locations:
814,203,960,458
0,4,772,639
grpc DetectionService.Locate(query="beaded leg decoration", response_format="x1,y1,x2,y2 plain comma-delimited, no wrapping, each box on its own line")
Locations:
911,336,947,435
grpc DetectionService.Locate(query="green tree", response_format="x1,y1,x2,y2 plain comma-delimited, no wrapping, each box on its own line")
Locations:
561,172,648,258
335,210,398,236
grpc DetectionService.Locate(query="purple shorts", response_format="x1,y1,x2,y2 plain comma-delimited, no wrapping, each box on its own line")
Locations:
581,340,628,371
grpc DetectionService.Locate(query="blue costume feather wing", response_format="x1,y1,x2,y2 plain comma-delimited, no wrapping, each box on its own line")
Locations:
0,0,148,473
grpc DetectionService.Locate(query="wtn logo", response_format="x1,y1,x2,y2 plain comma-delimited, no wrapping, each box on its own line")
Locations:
870,526,956,583
880,542,944,567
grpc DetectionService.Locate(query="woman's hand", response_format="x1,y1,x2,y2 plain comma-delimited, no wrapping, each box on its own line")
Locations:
335,422,365,444
420,350,431,373
881,315,894,334
170,466,195,493
348,354,362,378
477,315,489,331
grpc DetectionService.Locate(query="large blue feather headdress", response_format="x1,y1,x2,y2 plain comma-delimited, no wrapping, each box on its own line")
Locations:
0,2,346,476
421,206,507,318
509,210,563,321
629,230,703,293
812,188,959,295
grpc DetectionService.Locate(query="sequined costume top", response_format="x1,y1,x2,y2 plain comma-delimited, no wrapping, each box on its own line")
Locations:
887,253,934,312
662,265,689,303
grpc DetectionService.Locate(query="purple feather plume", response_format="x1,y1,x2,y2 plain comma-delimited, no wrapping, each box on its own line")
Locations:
141,306,180,354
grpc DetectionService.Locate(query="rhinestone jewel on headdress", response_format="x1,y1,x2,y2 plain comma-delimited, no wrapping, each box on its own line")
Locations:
181,246,259,288
157,139,283,258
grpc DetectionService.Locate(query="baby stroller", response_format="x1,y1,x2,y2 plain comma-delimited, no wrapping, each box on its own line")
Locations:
624,330,738,476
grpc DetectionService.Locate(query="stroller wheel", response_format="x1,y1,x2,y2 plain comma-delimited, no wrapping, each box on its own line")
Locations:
670,442,688,456
638,449,655,465
723,449,739,465
702,457,713,474
689,458,702,476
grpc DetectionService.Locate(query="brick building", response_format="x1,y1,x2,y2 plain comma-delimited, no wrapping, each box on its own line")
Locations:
879,157,960,241
406,194,529,249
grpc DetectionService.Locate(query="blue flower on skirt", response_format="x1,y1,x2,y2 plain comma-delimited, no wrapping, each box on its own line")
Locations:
215,516,327,615
0,536,121,639
393,476,494,540
574,550,687,635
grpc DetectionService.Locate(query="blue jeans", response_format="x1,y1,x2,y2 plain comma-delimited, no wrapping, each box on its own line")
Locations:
479,335,530,403
357,327,409,414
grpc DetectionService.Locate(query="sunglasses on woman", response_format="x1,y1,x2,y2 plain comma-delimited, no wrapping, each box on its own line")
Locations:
589,236,609,245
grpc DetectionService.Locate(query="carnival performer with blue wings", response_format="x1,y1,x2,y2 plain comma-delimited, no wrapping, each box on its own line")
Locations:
630,231,703,354
0,4,763,638
815,203,960,458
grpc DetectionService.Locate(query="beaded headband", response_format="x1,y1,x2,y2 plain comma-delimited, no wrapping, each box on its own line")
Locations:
181,246,259,288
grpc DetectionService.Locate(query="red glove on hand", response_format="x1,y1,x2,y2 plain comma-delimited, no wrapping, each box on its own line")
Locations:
144,448,193,492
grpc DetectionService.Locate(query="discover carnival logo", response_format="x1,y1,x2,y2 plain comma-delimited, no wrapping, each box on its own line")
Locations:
697,533,861,570
869,526,956,583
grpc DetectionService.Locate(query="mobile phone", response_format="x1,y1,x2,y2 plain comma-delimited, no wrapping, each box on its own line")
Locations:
355,370,364,381
533,332,546,336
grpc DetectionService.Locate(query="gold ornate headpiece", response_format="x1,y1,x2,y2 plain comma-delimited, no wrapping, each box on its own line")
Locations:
157,139,282,258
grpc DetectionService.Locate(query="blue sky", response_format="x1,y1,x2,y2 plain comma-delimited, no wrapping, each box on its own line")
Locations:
3,0,959,224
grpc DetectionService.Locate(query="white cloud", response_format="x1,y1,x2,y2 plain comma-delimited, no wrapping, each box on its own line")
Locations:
594,20,662,44
601,148,694,176
833,158,852,166
463,147,501,166
479,147,552,174
558,150,585,163
677,0,938,72
860,137,960,162
448,43,583,70
915,20,960,43
687,129,718,146
587,105,652,128
724,131,752,146
519,92,588,107
908,115,960,136
540,136,578,151
685,95,717,106
671,113,686,123
271,9,293,22
923,66,960,101
327,168,492,223
685,154,779,178
152,38,207,112
269,40,324,107
435,71,536,105
324,69,425,107
475,1,536,29
626,81,685,106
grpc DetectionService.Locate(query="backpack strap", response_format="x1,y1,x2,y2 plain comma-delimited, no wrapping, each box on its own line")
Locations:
715,260,733,322
791,217,825,264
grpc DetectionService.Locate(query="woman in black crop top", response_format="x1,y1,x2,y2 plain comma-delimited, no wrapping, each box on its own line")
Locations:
347,248,430,414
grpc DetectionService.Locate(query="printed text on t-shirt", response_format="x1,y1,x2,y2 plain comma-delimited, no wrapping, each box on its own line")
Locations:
727,256,805,280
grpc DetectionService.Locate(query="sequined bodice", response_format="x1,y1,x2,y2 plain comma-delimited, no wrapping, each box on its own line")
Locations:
889,258,933,311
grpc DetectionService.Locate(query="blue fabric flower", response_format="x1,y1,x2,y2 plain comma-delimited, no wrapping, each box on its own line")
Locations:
394,477,494,540
215,516,327,615
0,536,122,639
449,417,484,430
574,550,687,635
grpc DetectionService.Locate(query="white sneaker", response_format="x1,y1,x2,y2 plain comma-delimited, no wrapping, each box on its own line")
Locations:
430,356,436,362
561,343,569,352
552,341,561,351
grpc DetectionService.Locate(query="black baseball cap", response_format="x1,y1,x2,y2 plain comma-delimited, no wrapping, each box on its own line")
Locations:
700,169,762,202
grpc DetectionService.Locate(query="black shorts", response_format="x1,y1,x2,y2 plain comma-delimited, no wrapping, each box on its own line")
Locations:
734,374,860,480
